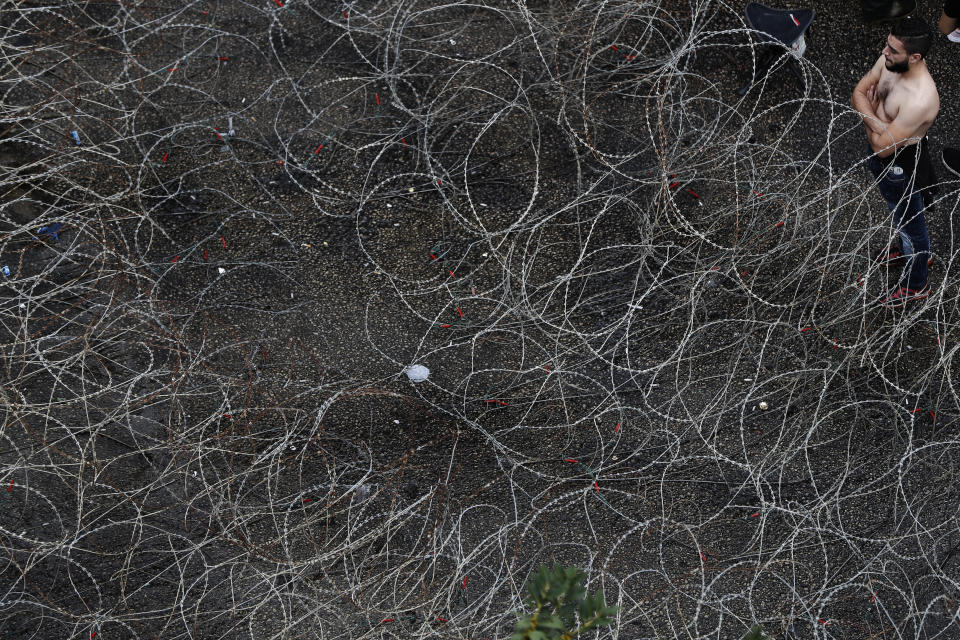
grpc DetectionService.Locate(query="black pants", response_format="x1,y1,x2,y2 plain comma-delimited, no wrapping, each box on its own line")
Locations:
860,0,915,21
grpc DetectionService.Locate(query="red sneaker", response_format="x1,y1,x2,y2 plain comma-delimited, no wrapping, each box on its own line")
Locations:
874,246,933,267
879,284,930,308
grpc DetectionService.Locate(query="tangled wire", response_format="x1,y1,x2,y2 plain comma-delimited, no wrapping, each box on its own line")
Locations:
1,0,959,638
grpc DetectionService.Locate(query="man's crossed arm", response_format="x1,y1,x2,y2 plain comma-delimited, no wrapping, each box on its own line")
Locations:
851,56,927,157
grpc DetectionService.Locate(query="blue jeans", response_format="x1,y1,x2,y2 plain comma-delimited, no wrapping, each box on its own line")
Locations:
865,149,929,290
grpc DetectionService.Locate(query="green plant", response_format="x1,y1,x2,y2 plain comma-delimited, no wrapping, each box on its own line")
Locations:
510,565,619,640
741,625,771,640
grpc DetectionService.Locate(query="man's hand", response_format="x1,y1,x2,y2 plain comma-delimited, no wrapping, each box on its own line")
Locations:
867,100,930,157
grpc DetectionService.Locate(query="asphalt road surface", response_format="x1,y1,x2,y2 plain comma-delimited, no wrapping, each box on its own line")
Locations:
1,1,959,639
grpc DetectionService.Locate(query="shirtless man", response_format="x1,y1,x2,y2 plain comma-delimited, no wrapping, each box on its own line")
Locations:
851,17,939,306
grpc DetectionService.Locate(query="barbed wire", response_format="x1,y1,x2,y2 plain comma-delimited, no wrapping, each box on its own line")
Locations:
1,0,959,638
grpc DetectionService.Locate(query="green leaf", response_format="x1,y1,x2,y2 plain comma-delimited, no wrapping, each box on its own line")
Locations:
538,615,565,630
741,625,770,640
514,616,533,631
516,565,617,640
578,598,590,621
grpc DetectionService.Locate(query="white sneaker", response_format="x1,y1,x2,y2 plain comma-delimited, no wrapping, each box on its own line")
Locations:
948,28,960,43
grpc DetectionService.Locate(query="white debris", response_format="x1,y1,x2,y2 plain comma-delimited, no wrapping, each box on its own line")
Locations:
404,364,430,382
355,485,370,503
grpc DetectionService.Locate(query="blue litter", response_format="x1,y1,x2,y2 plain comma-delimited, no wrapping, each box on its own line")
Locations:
71,130,81,145
1,266,9,277
39,223,62,240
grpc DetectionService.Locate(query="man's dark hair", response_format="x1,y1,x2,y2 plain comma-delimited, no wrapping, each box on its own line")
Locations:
891,17,932,58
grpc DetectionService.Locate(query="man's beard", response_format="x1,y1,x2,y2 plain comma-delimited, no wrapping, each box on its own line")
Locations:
886,59,909,73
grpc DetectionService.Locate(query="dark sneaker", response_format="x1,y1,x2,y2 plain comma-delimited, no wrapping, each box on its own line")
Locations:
862,0,916,23
879,284,930,308
943,147,960,178
874,245,933,267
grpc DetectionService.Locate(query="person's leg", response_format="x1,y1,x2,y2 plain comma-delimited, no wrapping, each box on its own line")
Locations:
867,158,930,291
891,190,930,290
861,0,916,22
939,11,958,34
942,0,960,32
866,154,904,257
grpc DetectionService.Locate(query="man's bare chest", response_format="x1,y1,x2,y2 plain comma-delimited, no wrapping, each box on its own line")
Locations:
876,74,904,122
